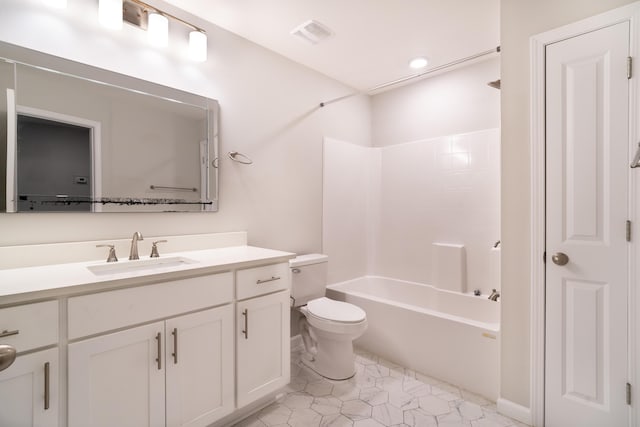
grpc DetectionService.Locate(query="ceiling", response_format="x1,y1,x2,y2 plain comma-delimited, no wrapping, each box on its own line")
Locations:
164,0,500,92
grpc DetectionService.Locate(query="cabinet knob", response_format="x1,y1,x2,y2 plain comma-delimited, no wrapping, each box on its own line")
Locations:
0,344,17,372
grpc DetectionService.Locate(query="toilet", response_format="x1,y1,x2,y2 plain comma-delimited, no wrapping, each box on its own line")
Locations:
290,254,367,380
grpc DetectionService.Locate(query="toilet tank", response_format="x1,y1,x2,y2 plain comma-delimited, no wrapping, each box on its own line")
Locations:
290,254,329,306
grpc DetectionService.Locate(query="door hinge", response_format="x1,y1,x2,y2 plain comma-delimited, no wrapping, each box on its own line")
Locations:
628,56,633,79
627,382,632,405
543,251,546,263
626,220,632,242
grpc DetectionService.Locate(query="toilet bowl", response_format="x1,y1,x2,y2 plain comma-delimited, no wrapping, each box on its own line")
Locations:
298,297,367,379
290,255,367,380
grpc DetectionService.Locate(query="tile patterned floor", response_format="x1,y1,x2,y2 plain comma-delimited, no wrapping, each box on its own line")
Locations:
234,345,529,427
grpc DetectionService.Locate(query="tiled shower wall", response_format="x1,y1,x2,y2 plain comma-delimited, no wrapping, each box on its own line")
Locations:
323,128,500,295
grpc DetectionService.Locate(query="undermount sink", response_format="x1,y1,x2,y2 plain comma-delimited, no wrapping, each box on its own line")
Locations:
87,256,198,276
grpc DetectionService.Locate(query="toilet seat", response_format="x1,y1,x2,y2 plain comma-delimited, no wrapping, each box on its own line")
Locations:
307,297,366,323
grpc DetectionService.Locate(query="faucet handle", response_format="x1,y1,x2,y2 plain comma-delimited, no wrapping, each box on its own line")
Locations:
150,240,168,258
96,244,118,263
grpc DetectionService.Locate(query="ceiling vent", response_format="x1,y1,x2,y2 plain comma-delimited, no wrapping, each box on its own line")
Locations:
291,20,333,44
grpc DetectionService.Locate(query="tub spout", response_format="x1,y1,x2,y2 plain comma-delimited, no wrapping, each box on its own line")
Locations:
488,289,500,301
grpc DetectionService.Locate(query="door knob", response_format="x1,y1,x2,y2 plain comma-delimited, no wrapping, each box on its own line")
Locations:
0,344,17,372
551,252,569,266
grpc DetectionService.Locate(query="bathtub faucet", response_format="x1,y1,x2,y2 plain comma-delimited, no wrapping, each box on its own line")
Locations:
488,289,500,301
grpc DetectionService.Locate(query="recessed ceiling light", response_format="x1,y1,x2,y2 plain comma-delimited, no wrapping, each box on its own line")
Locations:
409,57,429,69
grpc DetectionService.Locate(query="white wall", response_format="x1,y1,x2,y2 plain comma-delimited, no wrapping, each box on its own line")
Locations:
500,0,637,409
371,58,500,147
0,0,371,255
322,138,380,284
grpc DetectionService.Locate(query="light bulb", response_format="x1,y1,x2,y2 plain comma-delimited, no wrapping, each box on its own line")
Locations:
189,31,207,62
148,13,169,47
98,0,122,30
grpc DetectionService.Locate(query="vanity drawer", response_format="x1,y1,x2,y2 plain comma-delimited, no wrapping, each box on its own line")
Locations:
236,263,290,300
68,272,233,340
0,300,58,352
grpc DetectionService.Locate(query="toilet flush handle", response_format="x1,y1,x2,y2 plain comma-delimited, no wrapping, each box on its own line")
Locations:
292,268,301,274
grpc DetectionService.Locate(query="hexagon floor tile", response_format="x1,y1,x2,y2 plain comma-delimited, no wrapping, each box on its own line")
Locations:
233,346,529,427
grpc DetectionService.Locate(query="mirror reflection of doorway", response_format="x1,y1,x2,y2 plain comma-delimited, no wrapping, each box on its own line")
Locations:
17,115,92,212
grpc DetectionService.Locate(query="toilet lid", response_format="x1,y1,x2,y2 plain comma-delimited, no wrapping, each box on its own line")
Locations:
307,297,366,323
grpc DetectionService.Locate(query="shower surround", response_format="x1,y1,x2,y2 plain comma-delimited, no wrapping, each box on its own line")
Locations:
323,128,500,295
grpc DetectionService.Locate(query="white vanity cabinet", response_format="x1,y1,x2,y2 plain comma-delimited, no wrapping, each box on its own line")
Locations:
67,273,235,427
236,263,291,408
0,301,59,427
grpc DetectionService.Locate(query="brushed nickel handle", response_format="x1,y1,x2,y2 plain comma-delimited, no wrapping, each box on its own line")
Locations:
0,329,19,338
171,328,178,364
155,332,162,370
291,268,301,274
242,309,248,340
44,362,50,410
256,276,280,285
0,344,16,372
552,252,569,266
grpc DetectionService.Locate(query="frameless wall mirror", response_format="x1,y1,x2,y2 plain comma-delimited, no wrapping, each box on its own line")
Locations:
0,42,219,213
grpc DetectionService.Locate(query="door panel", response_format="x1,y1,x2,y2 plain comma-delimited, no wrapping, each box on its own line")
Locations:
68,322,165,427
545,21,630,427
165,306,234,427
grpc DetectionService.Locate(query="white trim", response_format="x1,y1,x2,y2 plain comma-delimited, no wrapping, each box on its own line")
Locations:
529,32,546,427
530,2,640,426
15,105,103,212
498,398,532,426
6,89,16,212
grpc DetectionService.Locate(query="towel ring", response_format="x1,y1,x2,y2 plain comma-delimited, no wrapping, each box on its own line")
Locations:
228,151,253,165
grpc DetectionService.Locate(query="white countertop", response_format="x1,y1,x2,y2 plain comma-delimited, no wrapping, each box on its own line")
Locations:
0,245,295,305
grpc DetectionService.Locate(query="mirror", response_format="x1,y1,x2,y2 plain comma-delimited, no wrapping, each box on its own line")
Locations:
0,42,218,213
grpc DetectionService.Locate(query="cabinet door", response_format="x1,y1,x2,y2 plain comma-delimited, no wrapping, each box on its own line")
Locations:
166,305,234,427
237,290,290,408
68,322,165,427
0,348,58,427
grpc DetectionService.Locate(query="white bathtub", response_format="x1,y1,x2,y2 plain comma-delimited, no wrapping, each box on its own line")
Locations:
326,276,500,400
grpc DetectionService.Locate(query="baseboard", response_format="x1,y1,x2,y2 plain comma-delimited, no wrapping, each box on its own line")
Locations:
497,398,532,426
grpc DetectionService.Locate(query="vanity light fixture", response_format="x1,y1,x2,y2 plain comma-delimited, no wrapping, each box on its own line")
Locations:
97,0,208,61
99,0,123,30
409,56,429,69
147,12,169,47
189,30,208,62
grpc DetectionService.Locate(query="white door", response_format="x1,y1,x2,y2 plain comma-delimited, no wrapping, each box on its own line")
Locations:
545,21,630,426
236,290,290,408
68,322,165,427
0,348,58,427
165,306,235,427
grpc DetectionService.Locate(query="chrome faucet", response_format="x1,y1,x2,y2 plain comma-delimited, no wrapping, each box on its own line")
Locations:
488,289,500,301
129,232,144,260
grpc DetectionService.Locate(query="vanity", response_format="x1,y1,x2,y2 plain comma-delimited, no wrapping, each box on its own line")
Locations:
0,232,295,427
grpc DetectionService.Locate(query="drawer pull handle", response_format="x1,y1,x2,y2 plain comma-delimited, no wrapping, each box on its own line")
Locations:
0,329,19,338
257,276,280,285
171,328,178,365
155,332,162,370
242,309,248,339
44,362,50,410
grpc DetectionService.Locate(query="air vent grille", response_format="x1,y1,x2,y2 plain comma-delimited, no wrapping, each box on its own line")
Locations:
291,20,333,44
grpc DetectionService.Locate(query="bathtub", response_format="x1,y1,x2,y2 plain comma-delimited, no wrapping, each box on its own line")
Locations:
326,276,500,400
